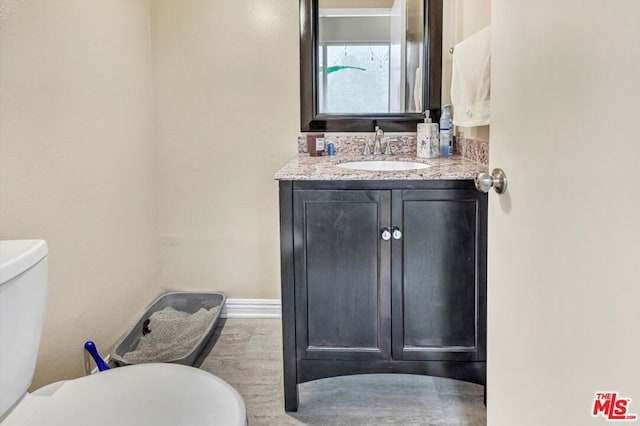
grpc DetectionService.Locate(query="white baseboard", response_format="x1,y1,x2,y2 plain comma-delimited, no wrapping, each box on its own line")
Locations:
222,298,281,319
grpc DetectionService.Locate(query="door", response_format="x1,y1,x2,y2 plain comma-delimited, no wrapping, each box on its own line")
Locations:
391,189,486,362
488,2,640,425
293,189,391,360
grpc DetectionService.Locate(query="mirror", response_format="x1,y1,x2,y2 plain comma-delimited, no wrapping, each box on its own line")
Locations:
301,0,442,132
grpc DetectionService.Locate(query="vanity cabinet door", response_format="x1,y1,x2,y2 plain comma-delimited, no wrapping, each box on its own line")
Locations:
391,189,487,362
293,190,391,361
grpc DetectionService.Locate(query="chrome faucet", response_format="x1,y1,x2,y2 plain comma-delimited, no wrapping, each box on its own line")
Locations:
373,126,384,155
361,126,398,155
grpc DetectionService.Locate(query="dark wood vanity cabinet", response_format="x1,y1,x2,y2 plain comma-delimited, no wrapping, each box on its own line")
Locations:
279,180,487,411
292,189,392,362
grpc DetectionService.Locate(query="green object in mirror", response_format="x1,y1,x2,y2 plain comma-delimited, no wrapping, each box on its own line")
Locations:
326,65,366,74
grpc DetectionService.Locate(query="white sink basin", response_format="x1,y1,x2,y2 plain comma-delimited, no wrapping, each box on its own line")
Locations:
336,160,431,172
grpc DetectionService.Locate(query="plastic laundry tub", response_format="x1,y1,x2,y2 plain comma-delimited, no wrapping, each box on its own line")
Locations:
111,291,225,367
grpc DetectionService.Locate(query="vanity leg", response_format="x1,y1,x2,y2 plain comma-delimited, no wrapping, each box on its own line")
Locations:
280,180,299,412
483,385,487,406
284,380,299,412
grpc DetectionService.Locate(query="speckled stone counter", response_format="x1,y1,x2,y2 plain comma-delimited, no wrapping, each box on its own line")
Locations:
274,154,487,181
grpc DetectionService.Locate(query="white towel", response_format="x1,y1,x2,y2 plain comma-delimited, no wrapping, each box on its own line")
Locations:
413,66,422,112
451,26,491,127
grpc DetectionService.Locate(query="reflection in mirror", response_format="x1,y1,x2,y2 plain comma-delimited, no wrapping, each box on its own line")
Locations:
300,0,441,132
318,0,424,114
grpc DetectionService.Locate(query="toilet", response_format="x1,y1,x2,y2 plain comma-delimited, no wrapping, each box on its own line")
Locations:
0,240,246,425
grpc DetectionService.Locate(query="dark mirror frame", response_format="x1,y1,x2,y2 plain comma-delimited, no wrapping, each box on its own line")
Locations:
300,0,443,132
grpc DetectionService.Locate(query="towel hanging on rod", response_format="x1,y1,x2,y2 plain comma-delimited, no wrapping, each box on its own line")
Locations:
450,26,491,127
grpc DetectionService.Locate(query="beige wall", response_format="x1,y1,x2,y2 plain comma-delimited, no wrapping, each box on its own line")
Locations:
151,0,299,299
0,0,298,388
0,0,159,387
442,0,491,141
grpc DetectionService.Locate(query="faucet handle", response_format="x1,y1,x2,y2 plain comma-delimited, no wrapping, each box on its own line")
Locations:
384,138,399,155
358,138,373,155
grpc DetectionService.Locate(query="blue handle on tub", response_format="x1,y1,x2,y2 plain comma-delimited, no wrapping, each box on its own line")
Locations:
84,341,110,371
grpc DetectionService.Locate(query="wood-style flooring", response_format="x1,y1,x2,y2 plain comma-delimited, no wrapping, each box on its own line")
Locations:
197,318,486,426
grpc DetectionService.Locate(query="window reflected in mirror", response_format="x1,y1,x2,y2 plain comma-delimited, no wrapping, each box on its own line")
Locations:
318,0,424,114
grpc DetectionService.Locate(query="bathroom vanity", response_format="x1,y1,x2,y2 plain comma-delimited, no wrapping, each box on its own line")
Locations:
276,154,487,411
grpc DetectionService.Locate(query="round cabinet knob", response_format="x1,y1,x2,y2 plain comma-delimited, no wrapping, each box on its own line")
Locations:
392,227,402,240
381,228,392,241
475,168,508,194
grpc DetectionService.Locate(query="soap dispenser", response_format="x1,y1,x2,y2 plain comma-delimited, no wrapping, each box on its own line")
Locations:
416,111,439,158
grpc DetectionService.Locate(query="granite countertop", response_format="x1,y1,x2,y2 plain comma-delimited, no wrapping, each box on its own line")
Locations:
274,154,487,181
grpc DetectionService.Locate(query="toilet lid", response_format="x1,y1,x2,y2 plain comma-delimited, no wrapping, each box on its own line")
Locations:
2,364,246,426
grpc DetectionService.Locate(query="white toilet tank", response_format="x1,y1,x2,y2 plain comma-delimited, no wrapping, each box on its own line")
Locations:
0,240,48,419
